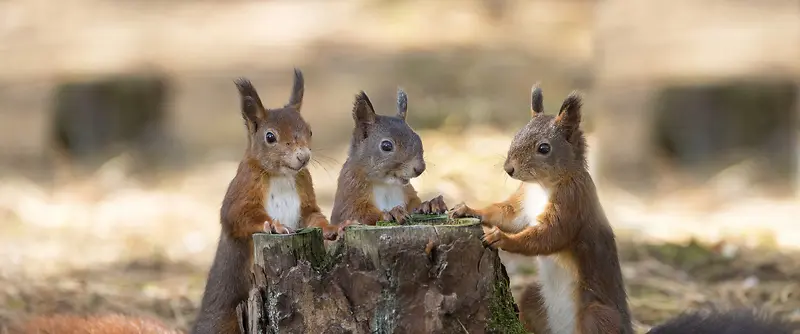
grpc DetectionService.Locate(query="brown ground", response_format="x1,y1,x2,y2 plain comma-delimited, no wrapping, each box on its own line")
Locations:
1,130,798,333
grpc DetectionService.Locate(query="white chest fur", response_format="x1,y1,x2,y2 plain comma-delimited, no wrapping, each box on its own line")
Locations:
264,176,302,229
522,183,578,334
372,183,406,212
522,183,550,225
510,182,552,231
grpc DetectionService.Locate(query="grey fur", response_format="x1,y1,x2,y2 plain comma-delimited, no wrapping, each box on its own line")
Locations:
531,83,544,115
396,88,408,120
347,90,423,182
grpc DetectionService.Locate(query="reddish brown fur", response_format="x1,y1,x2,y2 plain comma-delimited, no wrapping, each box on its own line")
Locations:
15,314,180,334
451,85,632,334
192,70,333,334
330,90,446,226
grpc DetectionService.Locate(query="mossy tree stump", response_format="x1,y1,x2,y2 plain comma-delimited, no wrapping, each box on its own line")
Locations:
237,215,525,334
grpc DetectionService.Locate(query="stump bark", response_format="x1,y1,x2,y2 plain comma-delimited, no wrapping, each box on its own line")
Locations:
237,215,526,334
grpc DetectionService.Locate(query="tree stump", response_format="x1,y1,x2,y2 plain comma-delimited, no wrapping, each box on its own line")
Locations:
237,215,526,334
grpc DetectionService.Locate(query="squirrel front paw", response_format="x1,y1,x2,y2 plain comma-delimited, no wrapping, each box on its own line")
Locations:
415,195,448,215
382,206,410,224
481,226,506,249
264,220,294,235
335,219,363,240
448,202,477,219
320,224,338,241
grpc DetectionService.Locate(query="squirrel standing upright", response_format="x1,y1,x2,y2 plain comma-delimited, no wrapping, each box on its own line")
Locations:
450,85,796,334
191,69,336,334
451,85,632,334
330,89,447,226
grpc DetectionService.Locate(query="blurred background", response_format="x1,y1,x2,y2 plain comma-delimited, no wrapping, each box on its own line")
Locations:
0,0,799,332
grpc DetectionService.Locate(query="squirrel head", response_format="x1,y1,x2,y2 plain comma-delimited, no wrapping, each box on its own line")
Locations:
504,84,587,186
234,68,313,176
348,89,425,185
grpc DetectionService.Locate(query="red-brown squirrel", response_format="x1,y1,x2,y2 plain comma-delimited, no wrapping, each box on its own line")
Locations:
191,69,336,334
449,85,796,334
450,85,632,334
330,89,447,226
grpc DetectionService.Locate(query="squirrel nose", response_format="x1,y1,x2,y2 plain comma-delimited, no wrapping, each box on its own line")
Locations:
504,163,515,177
413,163,426,177
296,151,310,167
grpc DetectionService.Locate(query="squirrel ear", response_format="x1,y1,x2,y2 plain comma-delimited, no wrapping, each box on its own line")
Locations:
353,91,376,139
234,77,266,132
396,88,408,121
554,91,583,138
531,83,544,117
286,68,304,112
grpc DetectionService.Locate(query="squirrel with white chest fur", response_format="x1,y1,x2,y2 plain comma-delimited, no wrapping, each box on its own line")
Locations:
450,85,796,334
451,85,632,334
192,69,338,334
330,89,447,226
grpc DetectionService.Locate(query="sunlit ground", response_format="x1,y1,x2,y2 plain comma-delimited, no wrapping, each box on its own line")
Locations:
0,127,798,332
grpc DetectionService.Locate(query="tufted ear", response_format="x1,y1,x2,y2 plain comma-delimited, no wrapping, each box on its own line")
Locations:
554,91,583,139
286,68,304,112
396,88,408,121
234,77,266,133
531,83,544,117
352,91,376,140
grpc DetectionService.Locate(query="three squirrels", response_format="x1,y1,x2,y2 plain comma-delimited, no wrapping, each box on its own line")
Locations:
449,86,795,334
192,69,339,334
330,89,447,226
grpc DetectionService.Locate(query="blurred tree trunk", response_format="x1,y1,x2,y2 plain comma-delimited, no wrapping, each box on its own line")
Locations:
237,217,525,334
50,74,171,178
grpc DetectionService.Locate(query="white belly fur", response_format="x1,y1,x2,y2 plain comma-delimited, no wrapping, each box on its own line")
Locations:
538,255,578,334
523,182,578,334
265,176,302,230
372,183,406,212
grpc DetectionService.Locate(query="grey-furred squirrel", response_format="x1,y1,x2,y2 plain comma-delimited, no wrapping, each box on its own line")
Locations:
330,88,448,226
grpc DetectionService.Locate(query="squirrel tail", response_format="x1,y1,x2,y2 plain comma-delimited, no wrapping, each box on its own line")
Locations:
647,309,796,334
12,314,182,334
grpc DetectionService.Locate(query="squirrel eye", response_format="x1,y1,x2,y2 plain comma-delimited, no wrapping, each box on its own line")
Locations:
537,143,551,155
265,131,277,144
380,140,394,152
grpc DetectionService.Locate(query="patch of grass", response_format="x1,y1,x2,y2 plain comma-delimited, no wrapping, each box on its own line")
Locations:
376,214,480,226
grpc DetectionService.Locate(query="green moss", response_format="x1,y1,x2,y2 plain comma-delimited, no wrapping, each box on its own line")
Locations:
278,227,342,273
374,214,480,227
376,220,400,227
488,255,528,334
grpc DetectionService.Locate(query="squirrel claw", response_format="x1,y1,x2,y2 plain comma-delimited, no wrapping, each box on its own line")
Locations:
264,220,293,235
383,206,410,224
448,202,474,219
335,220,362,240
321,225,338,241
481,226,503,249
417,195,448,215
